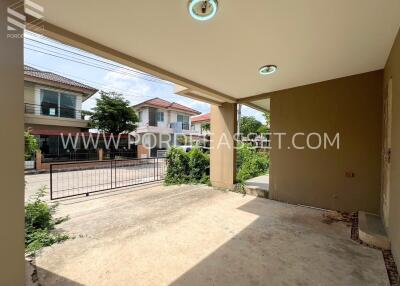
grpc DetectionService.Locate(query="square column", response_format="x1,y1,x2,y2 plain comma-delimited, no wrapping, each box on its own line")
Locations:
0,0,25,284
210,103,237,189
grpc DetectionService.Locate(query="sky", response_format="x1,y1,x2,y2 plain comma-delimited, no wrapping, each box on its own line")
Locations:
24,32,265,123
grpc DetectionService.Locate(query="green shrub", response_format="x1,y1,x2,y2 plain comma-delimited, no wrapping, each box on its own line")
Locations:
165,147,210,185
236,144,269,183
25,188,69,254
165,144,268,187
165,147,190,185
24,131,39,160
188,148,210,184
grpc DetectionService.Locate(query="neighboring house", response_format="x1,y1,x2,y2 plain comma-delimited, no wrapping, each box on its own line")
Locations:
131,98,201,157
24,65,98,159
191,113,210,136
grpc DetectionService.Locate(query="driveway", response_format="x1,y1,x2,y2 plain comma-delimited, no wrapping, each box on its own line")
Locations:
25,177,389,286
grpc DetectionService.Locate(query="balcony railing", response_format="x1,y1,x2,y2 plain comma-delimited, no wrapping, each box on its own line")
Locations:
170,122,190,132
24,103,83,120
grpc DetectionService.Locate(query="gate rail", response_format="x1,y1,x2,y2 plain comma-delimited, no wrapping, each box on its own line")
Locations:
50,157,167,200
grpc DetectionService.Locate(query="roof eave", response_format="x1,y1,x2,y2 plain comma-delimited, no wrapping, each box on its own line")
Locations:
131,103,200,115
24,76,98,99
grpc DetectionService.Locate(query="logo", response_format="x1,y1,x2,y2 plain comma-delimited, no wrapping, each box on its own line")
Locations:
7,0,44,38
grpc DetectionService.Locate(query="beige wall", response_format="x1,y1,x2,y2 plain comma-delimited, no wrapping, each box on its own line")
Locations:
210,103,237,189
24,81,36,104
137,144,149,158
269,71,383,214
383,28,400,268
25,124,82,132
24,113,89,129
0,0,25,284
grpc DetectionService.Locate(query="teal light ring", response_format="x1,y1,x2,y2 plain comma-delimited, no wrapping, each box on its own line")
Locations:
188,0,218,21
259,65,278,75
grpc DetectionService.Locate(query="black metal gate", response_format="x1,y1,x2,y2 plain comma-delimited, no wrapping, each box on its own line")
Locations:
50,157,167,200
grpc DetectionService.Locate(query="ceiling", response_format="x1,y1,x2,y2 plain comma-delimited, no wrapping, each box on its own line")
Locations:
34,0,400,103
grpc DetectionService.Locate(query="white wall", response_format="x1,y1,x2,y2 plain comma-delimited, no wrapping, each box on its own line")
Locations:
157,108,168,128
136,107,194,129
192,122,202,134
138,108,149,127
24,82,35,105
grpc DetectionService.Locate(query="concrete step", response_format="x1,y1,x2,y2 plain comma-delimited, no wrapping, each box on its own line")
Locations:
244,175,269,198
244,186,269,198
358,211,390,250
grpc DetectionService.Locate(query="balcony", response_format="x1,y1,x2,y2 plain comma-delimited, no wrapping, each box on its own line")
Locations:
24,103,89,128
135,121,191,134
25,103,83,119
170,122,190,132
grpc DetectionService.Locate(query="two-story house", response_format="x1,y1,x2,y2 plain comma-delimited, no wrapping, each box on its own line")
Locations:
191,113,210,136
131,98,201,157
24,65,98,160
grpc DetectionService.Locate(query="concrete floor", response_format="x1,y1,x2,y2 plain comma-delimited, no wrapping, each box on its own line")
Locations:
25,179,389,286
245,175,269,191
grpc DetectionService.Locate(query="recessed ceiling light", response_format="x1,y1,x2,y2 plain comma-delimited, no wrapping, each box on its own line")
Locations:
259,65,278,76
188,0,218,21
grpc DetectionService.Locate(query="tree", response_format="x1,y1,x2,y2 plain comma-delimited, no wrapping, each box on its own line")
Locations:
202,123,210,132
24,131,39,160
257,112,271,134
240,116,262,137
263,112,270,128
257,125,269,134
90,91,138,134
80,110,93,120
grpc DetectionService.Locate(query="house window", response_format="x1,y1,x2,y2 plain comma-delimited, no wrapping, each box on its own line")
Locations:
177,114,190,130
139,111,143,122
40,89,59,117
40,89,77,119
156,111,164,122
60,93,76,118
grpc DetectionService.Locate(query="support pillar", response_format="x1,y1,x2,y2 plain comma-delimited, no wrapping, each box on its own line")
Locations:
210,103,237,189
35,150,42,170
0,1,24,284
98,148,104,161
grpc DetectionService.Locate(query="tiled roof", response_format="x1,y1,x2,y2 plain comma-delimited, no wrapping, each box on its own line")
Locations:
24,65,97,95
191,113,210,123
132,97,201,115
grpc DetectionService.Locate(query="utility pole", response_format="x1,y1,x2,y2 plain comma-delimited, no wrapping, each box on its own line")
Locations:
237,103,242,137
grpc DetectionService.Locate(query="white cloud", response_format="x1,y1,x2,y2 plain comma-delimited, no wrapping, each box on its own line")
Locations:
175,98,210,114
102,68,151,103
82,68,211,115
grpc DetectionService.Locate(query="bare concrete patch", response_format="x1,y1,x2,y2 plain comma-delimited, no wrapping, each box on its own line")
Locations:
28,183,390,286
358,211,390,250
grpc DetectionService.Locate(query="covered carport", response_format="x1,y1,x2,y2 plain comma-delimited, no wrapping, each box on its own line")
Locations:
1,1,400,284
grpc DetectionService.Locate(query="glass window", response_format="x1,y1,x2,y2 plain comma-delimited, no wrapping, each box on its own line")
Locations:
40,89,59,117
139,111,143,122
156,111,164,122
40,89,77,118
177,114,189,123
39,136,59,155
60,93,76,118
177,114,190,130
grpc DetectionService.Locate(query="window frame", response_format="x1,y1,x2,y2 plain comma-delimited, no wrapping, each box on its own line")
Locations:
39,88,78,119
156,110,164,122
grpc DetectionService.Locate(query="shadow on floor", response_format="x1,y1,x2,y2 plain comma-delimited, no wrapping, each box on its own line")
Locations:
26,260,84,286
169,199,388,286
55,181,163,205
